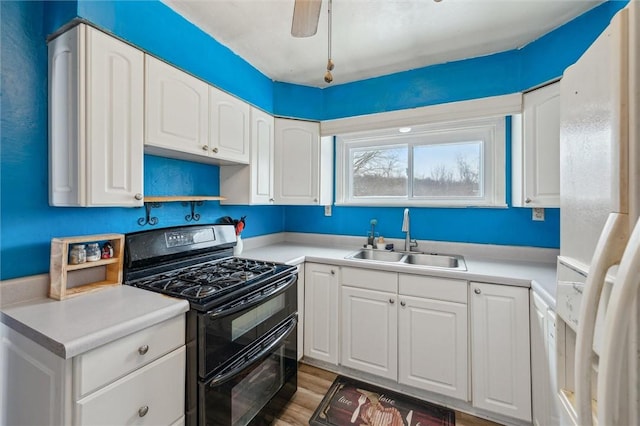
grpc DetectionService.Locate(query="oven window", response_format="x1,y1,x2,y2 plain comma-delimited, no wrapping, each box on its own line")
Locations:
231,346,285,426
231,293,285,341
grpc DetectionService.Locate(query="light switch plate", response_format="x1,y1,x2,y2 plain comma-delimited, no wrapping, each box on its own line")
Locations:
532,207,545,221
324,205,332,216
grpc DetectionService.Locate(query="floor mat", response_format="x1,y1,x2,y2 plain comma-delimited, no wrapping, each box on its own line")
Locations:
309,375,455,426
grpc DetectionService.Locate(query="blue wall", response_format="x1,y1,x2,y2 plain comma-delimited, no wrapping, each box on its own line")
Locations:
0,1,627,279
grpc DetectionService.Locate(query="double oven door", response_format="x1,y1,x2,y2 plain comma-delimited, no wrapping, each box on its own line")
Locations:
193,272,298,426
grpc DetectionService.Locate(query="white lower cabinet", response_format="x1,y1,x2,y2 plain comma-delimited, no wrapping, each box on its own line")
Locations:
341,286,398,380
297,263,305,361
304,263,339,364
470,282,532,422
1,315,186,425
75,346,185,425
397,274,468,400
530,291,559,426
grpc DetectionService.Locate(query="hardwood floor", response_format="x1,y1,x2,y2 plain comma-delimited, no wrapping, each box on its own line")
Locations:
273,363,503,426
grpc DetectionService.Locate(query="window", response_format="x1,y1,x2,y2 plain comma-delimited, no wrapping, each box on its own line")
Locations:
336,117,506,207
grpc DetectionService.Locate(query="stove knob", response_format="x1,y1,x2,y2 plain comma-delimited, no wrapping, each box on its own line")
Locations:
138,344,149,355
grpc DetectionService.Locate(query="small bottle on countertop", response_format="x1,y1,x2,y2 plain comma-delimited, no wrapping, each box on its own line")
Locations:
86,243,101,262
69,244,87,265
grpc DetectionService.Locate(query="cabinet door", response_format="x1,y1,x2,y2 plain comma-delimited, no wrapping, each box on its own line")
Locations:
304,263,339,364
145,55,208,156
530,291,549,426
86,27,144,206
274,119,320,204
516,82,560,207
398,295,467,400
471,282,532,421
341,286,397,380
251,108,275,204
209,87,250,163
297,264,305,361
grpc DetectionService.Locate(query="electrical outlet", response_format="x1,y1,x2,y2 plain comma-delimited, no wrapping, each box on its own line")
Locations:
324,205,332,216
532,207,545,221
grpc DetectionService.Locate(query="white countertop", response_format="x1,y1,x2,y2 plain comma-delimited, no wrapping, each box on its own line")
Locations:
0,285,189,359
242,242,558,308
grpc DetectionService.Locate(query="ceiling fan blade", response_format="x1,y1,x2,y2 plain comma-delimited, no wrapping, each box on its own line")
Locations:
291,0,322,37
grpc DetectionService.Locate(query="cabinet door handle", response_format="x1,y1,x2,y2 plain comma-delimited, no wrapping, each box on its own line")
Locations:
525,197,532,204
138,406,149,417
313,198,318,203
134,193,143,201
389,298,395,304
330,270,335,275
202,145,209,151
269,198,275,202
138,344,149,355
474,288,481,295
400,301,406,307
212,147,219,153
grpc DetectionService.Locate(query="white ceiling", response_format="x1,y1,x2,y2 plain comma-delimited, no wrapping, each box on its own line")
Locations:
162,0,603,88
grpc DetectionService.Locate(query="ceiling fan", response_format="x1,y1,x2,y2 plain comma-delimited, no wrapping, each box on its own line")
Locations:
291,0,322,37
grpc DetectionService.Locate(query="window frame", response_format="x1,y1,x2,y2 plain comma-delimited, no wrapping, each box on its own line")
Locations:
335,117,506,207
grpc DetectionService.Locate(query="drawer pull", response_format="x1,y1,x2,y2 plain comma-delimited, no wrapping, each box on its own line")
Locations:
138,345,149,355
138,405,149,417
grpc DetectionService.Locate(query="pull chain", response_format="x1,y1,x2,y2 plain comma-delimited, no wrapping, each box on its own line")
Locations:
324,0,334,83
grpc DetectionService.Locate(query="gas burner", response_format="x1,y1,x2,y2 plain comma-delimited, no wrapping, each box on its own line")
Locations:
152,279,197,293
209,276,243,288
231,270,256,281
182,285,220,298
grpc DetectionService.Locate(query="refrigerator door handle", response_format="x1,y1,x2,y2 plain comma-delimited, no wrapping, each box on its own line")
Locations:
575,212,629,426
598,218,640,425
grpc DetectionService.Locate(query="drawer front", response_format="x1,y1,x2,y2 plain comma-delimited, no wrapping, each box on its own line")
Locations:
341,267,397,293
75,314,185,397
399,274,467,303
75,346,185,426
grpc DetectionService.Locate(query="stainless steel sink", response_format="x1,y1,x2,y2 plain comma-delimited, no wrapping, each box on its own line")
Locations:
345,249,467,270
348,249,405,262
403,253,465,269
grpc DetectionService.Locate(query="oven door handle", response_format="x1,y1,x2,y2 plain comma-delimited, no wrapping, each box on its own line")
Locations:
208,315,297,387
208,274,297,319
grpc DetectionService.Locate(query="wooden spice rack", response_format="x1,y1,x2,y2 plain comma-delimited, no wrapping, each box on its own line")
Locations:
49,233,125,300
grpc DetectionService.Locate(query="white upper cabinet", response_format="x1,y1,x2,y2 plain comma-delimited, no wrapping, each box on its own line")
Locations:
145,55,250,165
49,24,144,207
470,282,532,422
145,55,209,157
220,107,274,205
209,87,250,164
274,118,333,205
512,81,561,207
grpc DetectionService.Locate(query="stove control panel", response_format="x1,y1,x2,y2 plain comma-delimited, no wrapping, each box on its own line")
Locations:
165,228,215,248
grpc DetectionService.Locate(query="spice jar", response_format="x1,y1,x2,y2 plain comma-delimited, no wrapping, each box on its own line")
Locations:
86,243,101,262
69,244,86,265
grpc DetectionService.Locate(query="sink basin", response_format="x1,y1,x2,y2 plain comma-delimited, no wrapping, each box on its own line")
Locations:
403,253,465,269
348,249,405,262
345,249,467,270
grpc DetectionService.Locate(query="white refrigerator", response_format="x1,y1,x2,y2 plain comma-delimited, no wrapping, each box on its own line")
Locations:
555,2,640,426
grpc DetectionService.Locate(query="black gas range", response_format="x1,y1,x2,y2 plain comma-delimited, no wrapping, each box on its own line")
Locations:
124,224,298,426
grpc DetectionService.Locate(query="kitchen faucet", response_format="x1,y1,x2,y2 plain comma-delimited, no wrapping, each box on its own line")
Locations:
402,208,418,252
